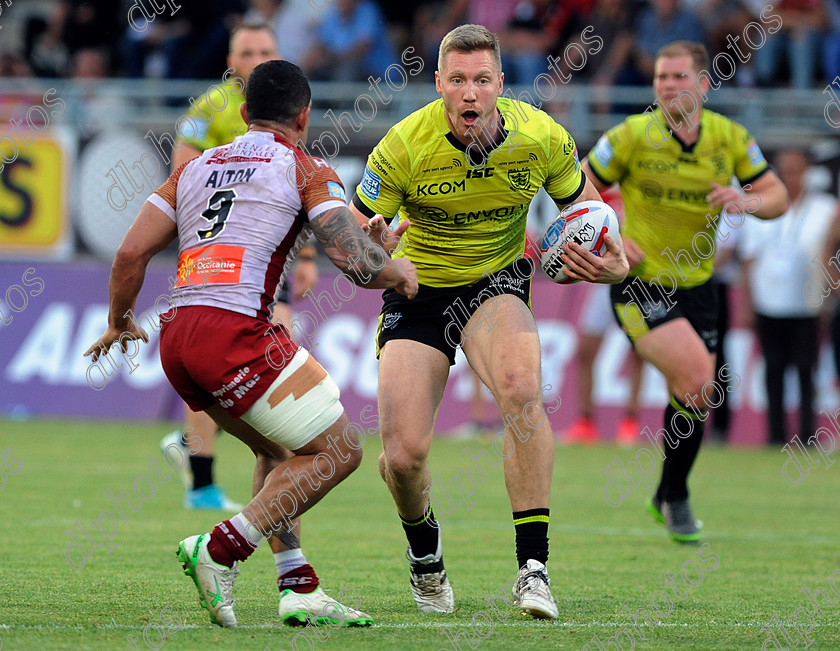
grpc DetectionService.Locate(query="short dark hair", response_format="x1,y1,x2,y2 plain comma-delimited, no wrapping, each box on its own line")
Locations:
245,60,311,126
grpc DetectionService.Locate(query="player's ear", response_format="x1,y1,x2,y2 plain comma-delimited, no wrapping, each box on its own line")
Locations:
240,102,248,124
435,70,442,96
499,70,504,94
297,104,311,133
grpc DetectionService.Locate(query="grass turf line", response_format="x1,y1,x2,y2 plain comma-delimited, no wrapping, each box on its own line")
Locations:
1,418,838,650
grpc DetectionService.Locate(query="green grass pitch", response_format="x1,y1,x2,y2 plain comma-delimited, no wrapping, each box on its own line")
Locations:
1,418,839,650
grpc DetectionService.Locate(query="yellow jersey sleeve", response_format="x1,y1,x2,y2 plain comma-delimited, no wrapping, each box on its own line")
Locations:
585,119,633,187
354,126,411,220
544,122,585,204
731,121,769,184
176,84,246,152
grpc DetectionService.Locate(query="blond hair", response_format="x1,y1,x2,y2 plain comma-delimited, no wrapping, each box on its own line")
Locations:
656,41,710,73
438,24,501,73
229,20,276,55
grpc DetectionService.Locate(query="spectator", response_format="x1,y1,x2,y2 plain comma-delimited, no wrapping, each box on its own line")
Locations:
821,0,840,85
65,47,132,136
0,53,42,125
24,0,121,76
304,0,396,81
740,150,838,445
246,0,321,66
164,0,246,80
634,0,705,80
708,211,741,443
692,0,755,86
560,0,643,107
753,0,826,90
124,0,245,79
497,0,574,85
413,0,519,80
57,0,121,61
379,0,426,54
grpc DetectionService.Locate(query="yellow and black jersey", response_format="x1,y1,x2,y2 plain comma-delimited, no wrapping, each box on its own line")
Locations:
352,97,585,286
587,107,769,288
176,81,247,152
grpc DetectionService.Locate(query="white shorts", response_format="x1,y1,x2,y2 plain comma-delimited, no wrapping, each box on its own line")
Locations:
579,284,614,337
242,348,343,450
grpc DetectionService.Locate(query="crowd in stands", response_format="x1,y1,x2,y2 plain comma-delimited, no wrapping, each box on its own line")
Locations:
1,0,838,88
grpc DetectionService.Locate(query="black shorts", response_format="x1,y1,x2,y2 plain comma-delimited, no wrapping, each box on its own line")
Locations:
377,257,534,365
274,280,291,305
610,276,719,353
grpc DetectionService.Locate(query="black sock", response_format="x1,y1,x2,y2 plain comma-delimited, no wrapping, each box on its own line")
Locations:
190,455,214,490
401,507,440,559
513,508,549,568
656,397,706,503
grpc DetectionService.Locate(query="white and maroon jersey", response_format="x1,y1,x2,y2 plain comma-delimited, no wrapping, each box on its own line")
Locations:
148,130,346,321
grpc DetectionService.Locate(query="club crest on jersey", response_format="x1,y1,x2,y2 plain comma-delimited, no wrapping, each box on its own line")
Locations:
508,168,531,191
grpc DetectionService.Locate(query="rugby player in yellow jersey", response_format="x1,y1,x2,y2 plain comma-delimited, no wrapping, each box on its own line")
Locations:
583,41,789,544
159,22,367,626
349,24,628,619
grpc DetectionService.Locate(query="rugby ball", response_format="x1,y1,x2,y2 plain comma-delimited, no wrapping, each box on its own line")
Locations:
539,200,619,284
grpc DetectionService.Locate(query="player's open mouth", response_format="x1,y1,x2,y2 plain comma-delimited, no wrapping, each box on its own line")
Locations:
461,110,479,126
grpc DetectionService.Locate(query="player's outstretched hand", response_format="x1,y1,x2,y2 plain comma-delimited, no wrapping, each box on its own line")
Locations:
83,324,149,362
561,234,629,285
391,258,418,299
363,215,409,256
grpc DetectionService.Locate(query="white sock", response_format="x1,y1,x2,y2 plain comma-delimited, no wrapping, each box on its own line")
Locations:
230,512,263,549
274,548,307,576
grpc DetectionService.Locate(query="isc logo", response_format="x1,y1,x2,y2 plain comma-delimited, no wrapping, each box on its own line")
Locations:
466,167,494,179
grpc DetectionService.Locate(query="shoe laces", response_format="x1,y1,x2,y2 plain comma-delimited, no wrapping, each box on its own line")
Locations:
217,562,240,606
411,569,446,597
517,565,549,593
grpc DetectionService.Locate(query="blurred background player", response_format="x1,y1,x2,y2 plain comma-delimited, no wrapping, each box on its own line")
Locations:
583,41,788,544
563,189,644,446
563,283,645,446
159,21,319,511
740,149,839,445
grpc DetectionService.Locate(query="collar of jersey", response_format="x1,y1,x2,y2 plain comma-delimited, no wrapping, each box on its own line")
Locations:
654,107,703,154
443,108,508,167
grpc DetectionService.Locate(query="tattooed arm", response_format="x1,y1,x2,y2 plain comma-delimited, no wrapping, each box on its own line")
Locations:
309,206,418,298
